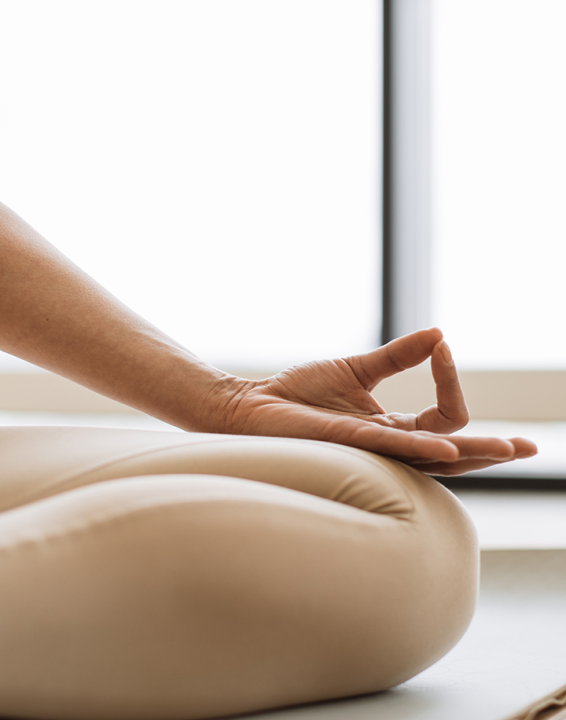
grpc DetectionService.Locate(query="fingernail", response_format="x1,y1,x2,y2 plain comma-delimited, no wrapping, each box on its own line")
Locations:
518,450,538,459
439,340,453,364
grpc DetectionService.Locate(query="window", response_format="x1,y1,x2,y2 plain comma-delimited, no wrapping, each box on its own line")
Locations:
381,0,566,430
431,0,566,370
0,0,381,373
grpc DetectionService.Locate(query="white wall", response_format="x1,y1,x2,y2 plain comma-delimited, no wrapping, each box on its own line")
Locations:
0,0,381,372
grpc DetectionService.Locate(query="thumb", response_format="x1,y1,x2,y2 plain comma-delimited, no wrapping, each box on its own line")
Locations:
348,328,443,391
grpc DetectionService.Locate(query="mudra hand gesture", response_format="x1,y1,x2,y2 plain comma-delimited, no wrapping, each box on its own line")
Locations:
211,327,536,476
0,202,536,475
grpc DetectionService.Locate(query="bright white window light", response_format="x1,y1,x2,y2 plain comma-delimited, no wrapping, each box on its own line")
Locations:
0,0,381,373
431,0,566,369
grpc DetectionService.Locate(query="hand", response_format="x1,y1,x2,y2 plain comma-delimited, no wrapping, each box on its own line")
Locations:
215,328,537,476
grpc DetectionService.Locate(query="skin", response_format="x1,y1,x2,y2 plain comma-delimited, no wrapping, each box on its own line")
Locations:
0,201,537,476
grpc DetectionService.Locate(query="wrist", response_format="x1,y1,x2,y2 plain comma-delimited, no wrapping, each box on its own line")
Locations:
193,371,253,434
136,349,253,434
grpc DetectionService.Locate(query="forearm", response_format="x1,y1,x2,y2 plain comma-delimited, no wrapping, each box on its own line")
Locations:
0,202,239,431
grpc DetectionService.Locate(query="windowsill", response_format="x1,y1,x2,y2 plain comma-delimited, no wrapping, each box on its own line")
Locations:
454,490,566,550
0,410,180,432
1,369,566,421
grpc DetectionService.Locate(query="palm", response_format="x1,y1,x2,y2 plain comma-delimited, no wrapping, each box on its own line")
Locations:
223,329,536,476
270,358,388,418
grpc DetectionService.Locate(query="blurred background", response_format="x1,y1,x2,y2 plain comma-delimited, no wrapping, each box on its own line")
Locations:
0,0,564,435
431,0,566,370
0,0,381,372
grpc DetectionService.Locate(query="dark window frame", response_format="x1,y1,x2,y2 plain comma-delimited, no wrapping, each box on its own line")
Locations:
382,0,432,345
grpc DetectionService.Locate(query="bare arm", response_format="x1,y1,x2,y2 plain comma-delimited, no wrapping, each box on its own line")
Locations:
0,201,236,431
0,202,536,474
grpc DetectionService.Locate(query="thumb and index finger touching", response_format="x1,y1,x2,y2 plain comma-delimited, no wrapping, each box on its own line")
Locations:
347,328,538,462
352,327,469,432
351,327,444,391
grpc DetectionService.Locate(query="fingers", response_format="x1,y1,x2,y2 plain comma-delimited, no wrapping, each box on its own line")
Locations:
334,421,460,462
407,436,538,476
417,340,469,434
350,327,443,391
348,427,535,470
506,436,538,457
439,435,515,460
410,458,515,476
447,435,537,461
383,434,513,466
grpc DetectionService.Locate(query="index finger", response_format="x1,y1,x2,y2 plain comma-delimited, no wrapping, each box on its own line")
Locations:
417,340,469,434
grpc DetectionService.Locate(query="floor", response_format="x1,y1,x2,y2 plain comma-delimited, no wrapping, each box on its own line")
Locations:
1,413,565,719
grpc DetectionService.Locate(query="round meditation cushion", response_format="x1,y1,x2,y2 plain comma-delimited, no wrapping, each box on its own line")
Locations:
0,426,478,720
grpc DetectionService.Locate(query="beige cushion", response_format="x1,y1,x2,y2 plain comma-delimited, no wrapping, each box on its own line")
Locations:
0,427,478,719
